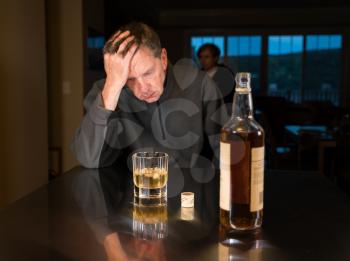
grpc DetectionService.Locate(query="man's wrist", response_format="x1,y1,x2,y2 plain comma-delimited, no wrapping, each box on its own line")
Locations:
101,82,123,110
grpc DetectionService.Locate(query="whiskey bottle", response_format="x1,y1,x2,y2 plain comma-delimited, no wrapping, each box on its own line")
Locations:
220,72,264,231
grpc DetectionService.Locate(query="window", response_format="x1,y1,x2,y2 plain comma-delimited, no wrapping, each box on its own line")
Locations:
190,35,262,92
267,35,303,103
227,36,262,92
87,36,105,49
87,35,105,70
304,35,342,105
191,36,225,62
189,33,343,105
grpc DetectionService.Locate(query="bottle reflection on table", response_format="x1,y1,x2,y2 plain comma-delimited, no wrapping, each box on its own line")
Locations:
218,224,263,261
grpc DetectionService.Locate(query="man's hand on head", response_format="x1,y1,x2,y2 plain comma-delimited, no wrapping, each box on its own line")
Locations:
101,30,138,111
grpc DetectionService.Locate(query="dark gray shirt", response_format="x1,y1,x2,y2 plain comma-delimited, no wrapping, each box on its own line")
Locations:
71,63,228,169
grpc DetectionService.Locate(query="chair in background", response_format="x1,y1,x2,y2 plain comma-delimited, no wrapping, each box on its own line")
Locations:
334,114,350,195
302,100,337,126
255,109,297,170
297,130,322,171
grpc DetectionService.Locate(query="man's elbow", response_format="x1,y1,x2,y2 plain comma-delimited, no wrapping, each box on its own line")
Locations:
76,155,100,168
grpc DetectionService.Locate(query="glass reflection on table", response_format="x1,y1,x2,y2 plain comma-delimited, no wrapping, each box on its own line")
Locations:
132,197,168,240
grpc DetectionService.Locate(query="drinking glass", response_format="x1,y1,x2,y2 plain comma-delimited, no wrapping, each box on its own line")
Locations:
132,152,168,201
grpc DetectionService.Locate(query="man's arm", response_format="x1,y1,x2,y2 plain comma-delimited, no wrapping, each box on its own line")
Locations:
202,74,229,168
71,81,118,168
101,30,137,110
71,30,137,168
72,168,112,243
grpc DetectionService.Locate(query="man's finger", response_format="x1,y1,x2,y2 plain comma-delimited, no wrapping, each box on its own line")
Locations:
103,30,121,54
114,36,130,53
103,30,130,54
106,30,121,46
124,43,138,60
109,30,121,42
118,35,135,56
112,30,129,43
112,31,130,46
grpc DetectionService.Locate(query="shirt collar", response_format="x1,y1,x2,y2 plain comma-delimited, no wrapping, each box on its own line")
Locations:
207,66,218,78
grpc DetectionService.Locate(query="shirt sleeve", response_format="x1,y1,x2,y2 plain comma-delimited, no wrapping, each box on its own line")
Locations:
201,74,230,168
71,80,122,168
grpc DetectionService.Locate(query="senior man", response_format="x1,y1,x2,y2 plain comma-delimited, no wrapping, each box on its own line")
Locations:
72,22,227,169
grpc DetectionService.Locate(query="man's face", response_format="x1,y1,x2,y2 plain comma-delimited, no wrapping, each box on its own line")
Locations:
198,48,217,71
127,46,168,103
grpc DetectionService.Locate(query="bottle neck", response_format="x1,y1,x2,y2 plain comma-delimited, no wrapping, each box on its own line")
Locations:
232,91,254,120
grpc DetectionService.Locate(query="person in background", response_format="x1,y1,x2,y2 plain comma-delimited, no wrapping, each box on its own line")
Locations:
197,43,235,111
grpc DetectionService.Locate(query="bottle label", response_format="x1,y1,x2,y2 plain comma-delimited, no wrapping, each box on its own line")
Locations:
250,147,264,212
220,141,231,211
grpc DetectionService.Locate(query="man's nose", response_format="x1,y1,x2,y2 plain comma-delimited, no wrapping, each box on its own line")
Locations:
136,79,149,93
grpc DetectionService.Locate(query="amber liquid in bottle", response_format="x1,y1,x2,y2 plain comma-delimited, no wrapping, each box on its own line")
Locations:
220,72,264,231
219,208,231,229
221,130,264,230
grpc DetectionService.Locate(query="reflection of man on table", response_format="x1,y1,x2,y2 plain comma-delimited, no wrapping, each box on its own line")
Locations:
72,167,166,261
71,22,227,169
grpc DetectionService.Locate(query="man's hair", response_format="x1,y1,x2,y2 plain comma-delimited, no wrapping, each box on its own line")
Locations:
103,22,162,57
197,43,221,59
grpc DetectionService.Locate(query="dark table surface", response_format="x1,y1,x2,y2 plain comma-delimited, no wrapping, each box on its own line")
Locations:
1,166,350,261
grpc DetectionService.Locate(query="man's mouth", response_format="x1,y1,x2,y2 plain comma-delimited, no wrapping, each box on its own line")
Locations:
143,92,156,100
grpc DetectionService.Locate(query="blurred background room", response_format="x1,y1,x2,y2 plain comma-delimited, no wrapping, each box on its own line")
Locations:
1,0,350,208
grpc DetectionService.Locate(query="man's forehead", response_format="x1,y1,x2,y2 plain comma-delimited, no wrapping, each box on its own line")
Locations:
129,47,157,76
199,49,213,56
132,45,155,61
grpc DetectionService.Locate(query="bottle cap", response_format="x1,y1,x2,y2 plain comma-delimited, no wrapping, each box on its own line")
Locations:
181,192,194,208
235,72,251,93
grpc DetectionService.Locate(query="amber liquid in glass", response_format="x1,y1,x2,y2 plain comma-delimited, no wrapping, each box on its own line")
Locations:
134,167,168,189
133,204,168,224
134,167,167,200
